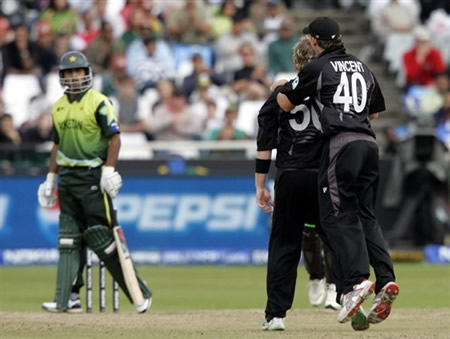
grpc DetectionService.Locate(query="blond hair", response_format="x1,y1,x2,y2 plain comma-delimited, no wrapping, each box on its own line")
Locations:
292,35,315,72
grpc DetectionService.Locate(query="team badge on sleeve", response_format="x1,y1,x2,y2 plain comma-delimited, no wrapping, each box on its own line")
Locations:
292,76,299,89
110,122,120,132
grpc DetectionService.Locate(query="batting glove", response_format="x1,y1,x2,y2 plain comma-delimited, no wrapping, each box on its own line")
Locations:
100,166,122,199
38,172,58,208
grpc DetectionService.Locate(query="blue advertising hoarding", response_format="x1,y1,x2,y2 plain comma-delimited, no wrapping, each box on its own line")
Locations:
0,176,272,265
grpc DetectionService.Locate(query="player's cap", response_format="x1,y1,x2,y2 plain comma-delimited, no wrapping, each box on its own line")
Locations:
303,16,340,41
413,25,430,41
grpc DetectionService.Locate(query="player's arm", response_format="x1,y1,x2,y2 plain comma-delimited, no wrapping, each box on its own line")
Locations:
38,143,60,207
255,150,274,213
277,64,318,112
105,133,121,167
97,100,123,199
48,143,59,174
369,72,386,115
369,113,379,120
277,92,295,112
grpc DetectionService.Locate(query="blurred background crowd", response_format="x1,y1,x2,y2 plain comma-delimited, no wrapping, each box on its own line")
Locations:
0,0,449,168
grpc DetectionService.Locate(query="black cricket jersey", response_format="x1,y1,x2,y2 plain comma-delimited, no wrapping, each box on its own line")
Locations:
280,48,386,137
257,82,324,169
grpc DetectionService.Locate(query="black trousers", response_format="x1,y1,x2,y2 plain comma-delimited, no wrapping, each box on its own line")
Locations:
265,168,319,320
318,132,395,297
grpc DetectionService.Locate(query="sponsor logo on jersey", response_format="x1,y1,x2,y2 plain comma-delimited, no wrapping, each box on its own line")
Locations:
59,119,83,130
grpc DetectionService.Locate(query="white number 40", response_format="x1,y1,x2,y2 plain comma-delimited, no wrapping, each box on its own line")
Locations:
333,72,367,113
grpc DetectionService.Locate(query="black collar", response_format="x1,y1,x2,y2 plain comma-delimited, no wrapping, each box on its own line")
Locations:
66,89,89,103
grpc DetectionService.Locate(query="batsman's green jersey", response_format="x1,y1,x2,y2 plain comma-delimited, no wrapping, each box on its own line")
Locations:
52,89,120,168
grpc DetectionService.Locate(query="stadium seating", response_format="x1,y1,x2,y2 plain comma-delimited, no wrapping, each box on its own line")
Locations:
235,100,265,138
2,74,43,127
383,32,415,75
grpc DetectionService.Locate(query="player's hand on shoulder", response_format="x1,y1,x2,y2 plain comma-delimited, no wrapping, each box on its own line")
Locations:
38,173,58,208
270,79,288,92
101,166,123,199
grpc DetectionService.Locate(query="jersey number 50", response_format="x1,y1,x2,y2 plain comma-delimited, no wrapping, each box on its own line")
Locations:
289,104,322,132
333,72,367,113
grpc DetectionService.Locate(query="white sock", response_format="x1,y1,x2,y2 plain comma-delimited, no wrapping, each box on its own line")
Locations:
70,292,79,301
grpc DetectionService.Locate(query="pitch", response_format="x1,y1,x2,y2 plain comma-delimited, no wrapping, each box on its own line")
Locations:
1,264,449,338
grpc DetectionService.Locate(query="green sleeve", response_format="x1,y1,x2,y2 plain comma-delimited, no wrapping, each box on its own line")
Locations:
94,99,120,137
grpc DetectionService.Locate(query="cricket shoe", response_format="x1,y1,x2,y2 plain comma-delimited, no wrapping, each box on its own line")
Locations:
351,306,370,331
41,298,82,313
337,279,375,323
367,282,399,324
308,278,326,306
262,317,285,331
324,284,341,310
136,297,152,313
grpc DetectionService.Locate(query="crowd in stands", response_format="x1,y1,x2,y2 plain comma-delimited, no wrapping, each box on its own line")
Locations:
0,0,449,168
363,0,450,152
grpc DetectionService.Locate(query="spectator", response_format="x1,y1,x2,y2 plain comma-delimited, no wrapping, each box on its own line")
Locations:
402,26,446,89
189,74,229,138
182,53,226,100
0,16,11,46
267,17,298,76
89,0,126,38
0,113,22,146
34,20,59,77
0,16,11,85
120,0,165,37
413,72,450,117
261,0,287,45
2,23,39,76
231,43,270,102
148,88,203,142
0,112,22,166
418,0,450,23
21,110,53,144
207,103,248,159
84,20,124,75
132,35,176,93
53,32,71,60
214,12,261,82
40,0,77,37
383,126,400,154
211,0,237,41
138,0,165,40
101,53,128,97
371,0,418,44
71,7,100,51
151,79,175,112
109,74,150,139
166,0,213,45
120,7,146,48
434,91,450,128
125,24,175,83
209,103,247,141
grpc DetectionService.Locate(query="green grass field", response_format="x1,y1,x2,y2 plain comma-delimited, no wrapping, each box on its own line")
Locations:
1,263,449,312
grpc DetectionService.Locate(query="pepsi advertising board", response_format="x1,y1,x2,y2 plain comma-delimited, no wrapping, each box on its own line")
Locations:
0,176,272,265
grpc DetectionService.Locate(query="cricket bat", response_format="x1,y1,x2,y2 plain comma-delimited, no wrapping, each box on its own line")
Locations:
113,225,145,307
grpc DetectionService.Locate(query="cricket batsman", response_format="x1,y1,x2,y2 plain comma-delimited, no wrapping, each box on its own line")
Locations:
38,51,152,313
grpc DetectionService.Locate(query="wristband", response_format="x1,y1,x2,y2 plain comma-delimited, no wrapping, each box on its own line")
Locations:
255,158,271,174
